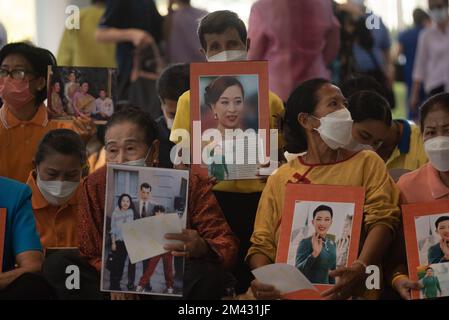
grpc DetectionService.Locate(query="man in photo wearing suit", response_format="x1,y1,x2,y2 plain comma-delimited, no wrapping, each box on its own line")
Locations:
127,182,159,290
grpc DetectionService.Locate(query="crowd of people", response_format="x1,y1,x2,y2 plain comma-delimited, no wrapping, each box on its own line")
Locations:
0,0,449,300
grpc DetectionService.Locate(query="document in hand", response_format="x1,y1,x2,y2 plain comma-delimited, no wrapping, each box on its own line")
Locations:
122,213,183,264
252,263,318,297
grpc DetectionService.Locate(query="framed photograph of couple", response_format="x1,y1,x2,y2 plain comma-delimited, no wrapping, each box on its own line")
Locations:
46,66,117,123
190,61,271,181
276,184,365,299
402,200,449,300
100,164,189,297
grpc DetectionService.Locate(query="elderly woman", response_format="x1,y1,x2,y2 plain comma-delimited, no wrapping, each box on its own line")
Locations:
389,93,449,300
43,107,238,300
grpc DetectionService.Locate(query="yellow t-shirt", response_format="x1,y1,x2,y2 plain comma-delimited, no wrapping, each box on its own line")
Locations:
247,150,401,263
170,90,285,193
57,5,116,68
386,121,428,171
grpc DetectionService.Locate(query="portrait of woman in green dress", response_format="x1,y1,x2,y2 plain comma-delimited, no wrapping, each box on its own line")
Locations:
208,144,229,181
296,205,337,284
421,267,442,299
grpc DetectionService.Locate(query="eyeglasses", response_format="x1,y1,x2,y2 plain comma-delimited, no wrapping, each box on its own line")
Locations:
0,69,34,80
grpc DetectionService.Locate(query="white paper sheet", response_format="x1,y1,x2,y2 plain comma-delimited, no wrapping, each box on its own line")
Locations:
252,263,318,295
121,213,183,264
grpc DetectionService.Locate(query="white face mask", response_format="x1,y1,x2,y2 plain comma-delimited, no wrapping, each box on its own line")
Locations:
123,147,152,167
166,117,174,130
313,109,354,150
207,50,248,62
424,136,449,172
430,7,449,24
36,171,80,206
344,137,375,152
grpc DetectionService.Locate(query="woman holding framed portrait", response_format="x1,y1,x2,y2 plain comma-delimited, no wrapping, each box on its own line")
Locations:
387,93,449,300
247,78,401,300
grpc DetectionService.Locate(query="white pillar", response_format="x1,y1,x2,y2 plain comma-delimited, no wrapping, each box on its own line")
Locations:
35,0,90,54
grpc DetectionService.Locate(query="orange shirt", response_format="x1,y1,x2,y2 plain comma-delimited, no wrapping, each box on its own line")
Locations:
26,170,82,250
397,163,449,204
0,104,72,183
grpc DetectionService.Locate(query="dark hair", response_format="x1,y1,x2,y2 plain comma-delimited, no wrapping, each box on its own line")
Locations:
435,216,449,229
198,11,247,50
0,42,57,106
105,106,158,147
354,16,374,51
204,76,244,108
313,205,334,219
117,193,133,210
425,267,434,272
340,75,388,100
413,8,430,26
419,92,449,132
157,64,190,102
35,129,87,166
153,205,165,214
348,91,392,126
283,78,331,153
140,182,152,191
430,0,449,8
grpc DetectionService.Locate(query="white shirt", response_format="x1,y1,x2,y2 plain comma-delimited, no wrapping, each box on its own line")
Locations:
94,97,114,117
413,23,449,93
138,200,156,218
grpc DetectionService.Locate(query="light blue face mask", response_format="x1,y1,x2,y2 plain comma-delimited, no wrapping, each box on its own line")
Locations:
123,147,152,167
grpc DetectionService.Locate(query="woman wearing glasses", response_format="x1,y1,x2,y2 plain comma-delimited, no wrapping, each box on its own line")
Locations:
0,42,94,183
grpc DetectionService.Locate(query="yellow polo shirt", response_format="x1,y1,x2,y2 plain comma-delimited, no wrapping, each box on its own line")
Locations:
386,120,428,171
169,90,285,193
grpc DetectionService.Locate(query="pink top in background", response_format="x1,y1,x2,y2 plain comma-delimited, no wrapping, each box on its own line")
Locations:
167,6,208,64
397,163,449,205
248,0,340,101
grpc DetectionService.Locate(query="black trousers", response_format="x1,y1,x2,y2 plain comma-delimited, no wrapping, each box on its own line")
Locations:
109,241,128,290
42,252,229,300
213,191,262,294
128,258,150,289
0,272,55,300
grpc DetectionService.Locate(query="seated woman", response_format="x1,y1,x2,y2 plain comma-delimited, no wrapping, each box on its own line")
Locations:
342,75,428,171
44,107,239,300
0,177,54,299
247,79,401,300
296,205,336,285
26,129,86,250
388,93,449,300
